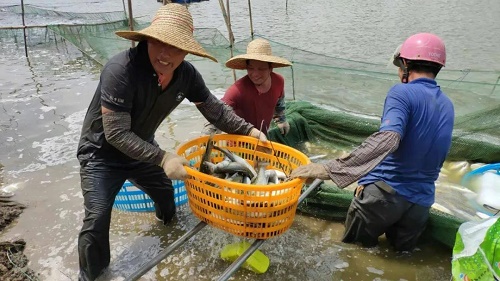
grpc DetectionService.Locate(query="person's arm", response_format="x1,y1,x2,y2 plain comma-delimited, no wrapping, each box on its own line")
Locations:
187,66,265,141
201,86,235,135
196,94,253,135
273,75,286,121
290,87,408,186
201,103,232,135
323,131,400,188
273,95,289,135
102,107,187,179
102,107,165,165
273,95,286,123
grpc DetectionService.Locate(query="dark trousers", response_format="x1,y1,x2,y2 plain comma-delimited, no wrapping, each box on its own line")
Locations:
341,183,430,251
78,161,175,281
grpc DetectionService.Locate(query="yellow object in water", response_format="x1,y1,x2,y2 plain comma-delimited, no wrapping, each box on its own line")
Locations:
220,241,270,274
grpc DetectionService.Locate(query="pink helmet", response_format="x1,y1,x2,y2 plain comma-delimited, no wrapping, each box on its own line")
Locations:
396,33,446,67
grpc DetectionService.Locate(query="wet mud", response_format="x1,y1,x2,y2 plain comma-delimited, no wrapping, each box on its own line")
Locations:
0,196,40,281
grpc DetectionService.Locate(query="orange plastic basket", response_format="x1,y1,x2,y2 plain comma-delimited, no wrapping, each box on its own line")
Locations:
177,134,310,239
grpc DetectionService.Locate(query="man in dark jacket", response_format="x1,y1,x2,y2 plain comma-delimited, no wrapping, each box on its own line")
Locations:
76,4,266,280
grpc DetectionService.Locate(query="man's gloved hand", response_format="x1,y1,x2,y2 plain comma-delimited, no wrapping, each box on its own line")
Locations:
160,152,189,180
201,122,220,135
248,128,268,143
289,163,330,180
277,121,290,135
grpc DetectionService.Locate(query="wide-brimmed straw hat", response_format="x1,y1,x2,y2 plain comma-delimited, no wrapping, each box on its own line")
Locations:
225,38,292,70
115,3,217,62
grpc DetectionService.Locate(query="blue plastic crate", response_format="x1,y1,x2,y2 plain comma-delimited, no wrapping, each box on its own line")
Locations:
113,180,188,212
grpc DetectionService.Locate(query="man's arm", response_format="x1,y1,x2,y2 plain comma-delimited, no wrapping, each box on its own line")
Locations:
201,102,233,135
324,131,400,188
195,94,253,135
102,106,165,165
290,131,400,187
273,96,286,123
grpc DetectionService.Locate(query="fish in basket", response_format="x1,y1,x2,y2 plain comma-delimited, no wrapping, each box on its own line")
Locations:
177,134,310,240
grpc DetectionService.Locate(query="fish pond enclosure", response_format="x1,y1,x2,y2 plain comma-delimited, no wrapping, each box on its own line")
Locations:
1,1,500,280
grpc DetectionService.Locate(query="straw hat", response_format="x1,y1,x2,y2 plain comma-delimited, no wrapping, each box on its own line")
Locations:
115,3,217,62
225,38,292,70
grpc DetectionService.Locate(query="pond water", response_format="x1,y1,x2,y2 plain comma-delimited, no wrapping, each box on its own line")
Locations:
2,0,498,280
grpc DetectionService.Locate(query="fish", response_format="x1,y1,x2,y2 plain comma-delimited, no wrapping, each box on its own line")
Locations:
225,172,244,183
203,161,255,179
213,145,257,181
199,132,215,174
254,161,269,185
242,176,252,184
265,170,279,184
271,169,286,181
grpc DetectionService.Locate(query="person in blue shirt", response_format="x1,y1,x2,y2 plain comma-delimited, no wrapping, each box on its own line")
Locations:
290,33,454,252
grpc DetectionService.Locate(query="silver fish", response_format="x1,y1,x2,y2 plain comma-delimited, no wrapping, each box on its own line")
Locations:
200,132,215,174
242,176,252,184
269,169,286,181
225,172,244,183
203,161,254,178
265,169,279,184
213,145,257,181
254,161,269,185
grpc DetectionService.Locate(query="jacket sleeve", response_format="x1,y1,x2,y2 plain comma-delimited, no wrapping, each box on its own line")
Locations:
196,94,254,135
324,131,401,188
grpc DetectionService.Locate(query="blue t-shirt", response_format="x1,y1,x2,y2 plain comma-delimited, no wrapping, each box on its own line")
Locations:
358,78,454,207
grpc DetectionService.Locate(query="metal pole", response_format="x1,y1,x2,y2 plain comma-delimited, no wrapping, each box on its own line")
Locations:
247,0,254,40
217,179,324,281
127,0,135,47
20,0,28,58
125,221,208,281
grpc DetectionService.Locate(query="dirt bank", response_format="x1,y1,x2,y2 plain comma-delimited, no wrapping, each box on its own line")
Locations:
0,195,40,281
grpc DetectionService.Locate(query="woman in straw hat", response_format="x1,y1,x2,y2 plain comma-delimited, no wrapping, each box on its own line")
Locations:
204,38,292,136
76,4,267,280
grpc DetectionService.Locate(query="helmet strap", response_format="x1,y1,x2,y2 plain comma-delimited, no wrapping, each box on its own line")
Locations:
398,58,409,83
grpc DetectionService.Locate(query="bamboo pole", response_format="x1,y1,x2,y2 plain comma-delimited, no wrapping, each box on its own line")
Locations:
122,0,127,18
0,24,51,30
248,0,254,39
20,0,28,58
226,0,233,45
127,0,135,47
218,0,236,82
